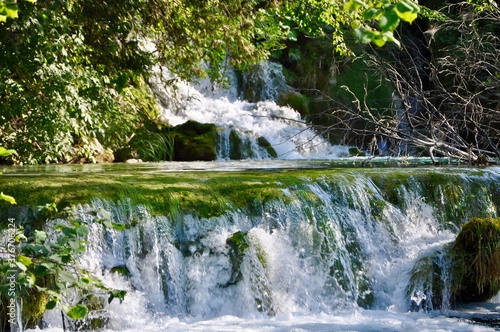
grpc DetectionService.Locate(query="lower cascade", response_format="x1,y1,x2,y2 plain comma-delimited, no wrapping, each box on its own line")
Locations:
4,165,499,331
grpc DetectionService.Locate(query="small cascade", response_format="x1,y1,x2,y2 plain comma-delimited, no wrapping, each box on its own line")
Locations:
149,63,349,160
31,167,500,331
238,61,291,102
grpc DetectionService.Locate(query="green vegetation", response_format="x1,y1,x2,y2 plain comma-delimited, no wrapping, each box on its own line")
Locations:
452,217,500,302
0,0,423,165
407,217,500,309
172,121,218,161
0,206,126,329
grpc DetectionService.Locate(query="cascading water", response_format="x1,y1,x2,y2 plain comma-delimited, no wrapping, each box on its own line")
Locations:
28,166,500,331
149,62,350,160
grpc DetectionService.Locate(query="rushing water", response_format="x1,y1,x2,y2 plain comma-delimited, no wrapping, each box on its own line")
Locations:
4,62,499,331
11,164,497,332
149,62,350,160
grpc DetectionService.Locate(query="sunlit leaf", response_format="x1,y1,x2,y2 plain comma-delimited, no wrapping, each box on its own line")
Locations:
111,222,126,231
395,0,419,22
4,4,18,19
66,304,88,320
0,192,16,204
17,255,33,267
0,147,17,156
81,276,92,285
16,261,27,272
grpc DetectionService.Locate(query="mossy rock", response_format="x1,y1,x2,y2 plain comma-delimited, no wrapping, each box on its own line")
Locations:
277,91,310,117
21,289,49,329
406,249,448,311
225,231,250,286
257,136,277,158
451,217,500,303
68,295,108,331
228,129,254,160
172,120,217,161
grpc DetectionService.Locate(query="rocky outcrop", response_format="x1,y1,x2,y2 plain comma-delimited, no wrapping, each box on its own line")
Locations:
172,120,217,161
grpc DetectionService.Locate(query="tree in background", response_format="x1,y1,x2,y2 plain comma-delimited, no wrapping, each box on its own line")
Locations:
319,1,499,162
0,0,420,164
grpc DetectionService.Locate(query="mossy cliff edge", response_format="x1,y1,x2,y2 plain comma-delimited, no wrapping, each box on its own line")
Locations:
0,165,498,223
0,164,499,327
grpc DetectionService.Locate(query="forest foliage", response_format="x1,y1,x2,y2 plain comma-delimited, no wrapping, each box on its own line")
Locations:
0,0,498,164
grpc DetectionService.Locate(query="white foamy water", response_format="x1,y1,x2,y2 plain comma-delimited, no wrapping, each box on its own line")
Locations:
23,167,500,332
149,63,349,160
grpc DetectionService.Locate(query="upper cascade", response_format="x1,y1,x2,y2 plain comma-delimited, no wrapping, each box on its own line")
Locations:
149,62,349,160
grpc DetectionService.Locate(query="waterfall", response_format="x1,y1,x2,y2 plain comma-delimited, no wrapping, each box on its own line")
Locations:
149,62,349,160
32,166,500,331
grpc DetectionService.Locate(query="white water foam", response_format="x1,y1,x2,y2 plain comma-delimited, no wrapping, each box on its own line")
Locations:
25,168,500,332
149,63,349,160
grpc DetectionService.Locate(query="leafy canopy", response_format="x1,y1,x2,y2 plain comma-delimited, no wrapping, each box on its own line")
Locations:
0,0,421,164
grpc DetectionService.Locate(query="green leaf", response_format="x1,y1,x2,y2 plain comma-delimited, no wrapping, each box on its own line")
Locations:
81,276,92,285
371,33,386,47
346,0,367,11
41,262,55,270
26,272,36,286
75,224,89,237
16,261,27,272
17,255,33,267
23,244,50,257
382,31,401,47
363,8,383,20
66,304,88,320
0,192,16,204
34,230,47,244
45,300,57,310
379,7,400,32
3,4,18,19
58,270,76,285
97,208,112,222
111,222,126,231
354,27,374,44
0,147,17,156
395,0,419,22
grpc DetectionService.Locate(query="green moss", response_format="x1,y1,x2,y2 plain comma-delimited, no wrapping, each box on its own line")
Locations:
225,231,250,286
0,166,497,226
451,217,500,303
227,129,254,160
406,248,449,310
21,289,49,329
277,91,310,117
172,120,217,161
257,137,277,158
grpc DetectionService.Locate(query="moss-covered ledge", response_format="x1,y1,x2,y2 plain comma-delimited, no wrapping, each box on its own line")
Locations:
0,167,330,222
0,164,498,226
